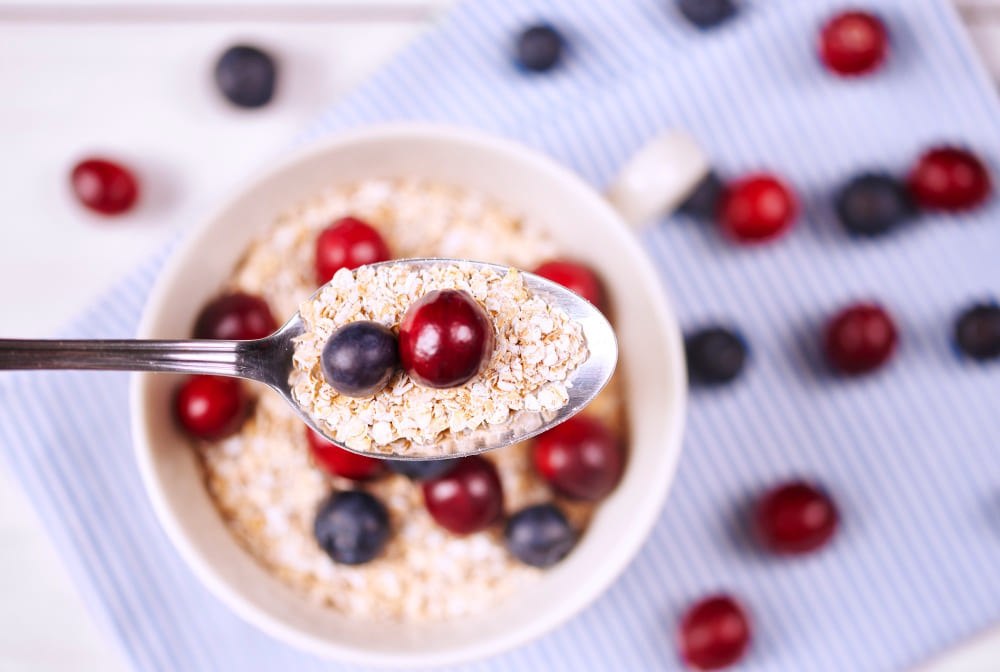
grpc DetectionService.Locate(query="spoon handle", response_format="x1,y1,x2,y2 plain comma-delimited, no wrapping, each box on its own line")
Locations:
0,339,248,377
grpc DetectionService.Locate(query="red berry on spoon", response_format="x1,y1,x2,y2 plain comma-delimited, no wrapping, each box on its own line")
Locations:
533,415,623,501
818,11,889,77
717,174,797,243
422,456,503,534
753,481,839,554
533,260,608,313
305,428,383,481
193,292,277,340
907,146,992,211
315,216,391,284
70,158,139,216
174,375,248,440
678,595,751,670
399,289,495,389
823,302,898,374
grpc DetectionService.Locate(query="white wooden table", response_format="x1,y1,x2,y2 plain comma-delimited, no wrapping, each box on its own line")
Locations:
0,2,997,670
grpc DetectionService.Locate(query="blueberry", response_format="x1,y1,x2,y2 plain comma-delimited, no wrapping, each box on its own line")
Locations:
504,504,576,568
321,321,399,397
678,0,737,29
215,45,276,108
313,491,390,565
386,458,456,481
685,327,747,384
679,171,725,220
835,173,914,237
516,25,563,72
954,304,1000,361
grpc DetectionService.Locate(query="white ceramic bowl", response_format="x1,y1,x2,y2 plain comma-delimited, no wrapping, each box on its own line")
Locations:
130,123,688,668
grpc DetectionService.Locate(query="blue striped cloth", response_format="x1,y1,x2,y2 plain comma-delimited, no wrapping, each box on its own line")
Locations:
3,0,1000,669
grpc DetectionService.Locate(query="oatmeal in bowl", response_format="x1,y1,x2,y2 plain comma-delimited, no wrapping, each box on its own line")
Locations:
132,125,686,667
180,177,625,620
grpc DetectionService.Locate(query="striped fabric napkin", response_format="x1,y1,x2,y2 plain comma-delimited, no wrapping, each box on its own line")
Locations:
3,0,1000,670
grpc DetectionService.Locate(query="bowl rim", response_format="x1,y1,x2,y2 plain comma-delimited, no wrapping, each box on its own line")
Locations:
129,122,688,668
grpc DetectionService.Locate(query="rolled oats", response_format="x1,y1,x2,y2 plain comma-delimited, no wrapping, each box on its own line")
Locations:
194,178,624,622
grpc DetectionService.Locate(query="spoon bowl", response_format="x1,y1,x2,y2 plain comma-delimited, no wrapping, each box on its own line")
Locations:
0,258,617,460
299,258,619,460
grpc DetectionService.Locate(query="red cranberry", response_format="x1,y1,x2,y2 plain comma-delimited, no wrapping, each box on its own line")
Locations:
717,174,797,243
533,260,608,313
533,415,623,501
907,146,992,211
305,428,383,481
823,302,898,374
314,217,391,284
174,375,248,440
753,481,839,554
422,456,503,535
70,158,139,216
193,292,277,340
399,289,495,389
678,595,751,670
818,11,889,77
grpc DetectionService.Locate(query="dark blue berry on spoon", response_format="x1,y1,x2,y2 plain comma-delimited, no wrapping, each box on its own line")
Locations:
313,491,390,565
321,321,399,397
215,45,276,108
516,25,563,72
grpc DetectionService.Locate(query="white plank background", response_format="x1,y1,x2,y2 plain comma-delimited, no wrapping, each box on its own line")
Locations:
0,2,998,670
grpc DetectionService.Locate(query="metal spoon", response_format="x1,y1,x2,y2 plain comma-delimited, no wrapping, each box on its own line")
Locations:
0,259,617,461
